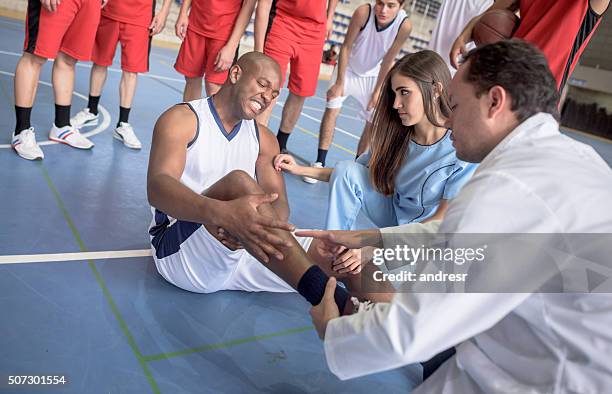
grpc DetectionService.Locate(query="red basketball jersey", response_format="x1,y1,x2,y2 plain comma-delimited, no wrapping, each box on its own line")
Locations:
272,0,328,43
188,0,243,41
513,0,602,91
102,0,155,28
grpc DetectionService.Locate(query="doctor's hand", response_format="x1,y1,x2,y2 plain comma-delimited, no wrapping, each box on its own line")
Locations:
296,230,368,254
310,277,341,339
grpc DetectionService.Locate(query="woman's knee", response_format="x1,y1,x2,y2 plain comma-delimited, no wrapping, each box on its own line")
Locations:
331,160,368,187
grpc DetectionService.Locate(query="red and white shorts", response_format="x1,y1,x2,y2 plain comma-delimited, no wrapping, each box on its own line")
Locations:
24,0,101,60
174,28,230,85
92,15,151,73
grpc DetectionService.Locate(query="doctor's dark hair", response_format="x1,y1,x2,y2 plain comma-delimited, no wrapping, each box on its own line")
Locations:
462,39,560,122
368,50,452,196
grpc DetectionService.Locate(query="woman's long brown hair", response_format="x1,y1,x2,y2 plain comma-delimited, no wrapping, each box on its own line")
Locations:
367,50,452,196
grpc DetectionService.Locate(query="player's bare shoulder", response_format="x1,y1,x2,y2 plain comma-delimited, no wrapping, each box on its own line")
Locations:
256,122,281,156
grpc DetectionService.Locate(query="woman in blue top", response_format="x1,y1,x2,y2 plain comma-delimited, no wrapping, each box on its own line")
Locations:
274,50,476,230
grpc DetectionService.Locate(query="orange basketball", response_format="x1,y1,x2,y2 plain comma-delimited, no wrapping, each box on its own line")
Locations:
472,9,520,46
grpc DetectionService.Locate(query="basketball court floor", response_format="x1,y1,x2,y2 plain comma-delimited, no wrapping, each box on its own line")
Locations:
1,13,611,393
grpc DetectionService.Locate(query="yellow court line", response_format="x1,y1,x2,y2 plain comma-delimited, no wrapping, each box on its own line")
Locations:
270,114,356,156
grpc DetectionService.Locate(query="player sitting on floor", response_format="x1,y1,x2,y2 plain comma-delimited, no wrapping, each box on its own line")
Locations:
147,52,393,316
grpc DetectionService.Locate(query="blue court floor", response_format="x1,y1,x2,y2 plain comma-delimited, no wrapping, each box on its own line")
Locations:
1,14,612,394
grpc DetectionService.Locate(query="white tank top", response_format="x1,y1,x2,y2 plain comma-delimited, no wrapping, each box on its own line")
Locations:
149,97,260,232
348,5,408,77
179,97,260,193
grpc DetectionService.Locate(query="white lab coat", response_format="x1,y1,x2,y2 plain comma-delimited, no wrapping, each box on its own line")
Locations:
324,113,612,393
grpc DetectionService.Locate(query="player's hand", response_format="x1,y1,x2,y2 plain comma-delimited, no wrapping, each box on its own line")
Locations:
326,17,334,41
149,12,169,36
449,31,472,69
310,277,341,339
101,0,109,8
273,153,301,174
296,229,365,253
332,248,362,275
326,83,344,101
175,13,189,40
216,227,244,250
41,0,59,12
219,193,295,263
214,45,235,72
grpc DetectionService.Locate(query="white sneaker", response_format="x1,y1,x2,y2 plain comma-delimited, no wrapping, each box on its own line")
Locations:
12,127,44,160
113,122,142,149
302,162,323,184
70,108,99,128
49,124,94,149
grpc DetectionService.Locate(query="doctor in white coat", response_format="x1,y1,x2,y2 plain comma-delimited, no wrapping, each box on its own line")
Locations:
298,40,612,393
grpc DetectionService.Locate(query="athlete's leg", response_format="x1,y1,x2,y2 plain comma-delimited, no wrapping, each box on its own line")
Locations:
119,71,138,109
204,81,221,96
201,170,352,312
183,77,203,102
14,52,47,109
318,107,341,150
52,51,77,107
89,64,108,96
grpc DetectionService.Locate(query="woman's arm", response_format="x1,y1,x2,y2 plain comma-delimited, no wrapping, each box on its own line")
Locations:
274,154,334,182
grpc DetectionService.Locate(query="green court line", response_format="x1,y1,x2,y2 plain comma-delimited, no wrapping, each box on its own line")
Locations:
40,165,162,394
143,325,315,362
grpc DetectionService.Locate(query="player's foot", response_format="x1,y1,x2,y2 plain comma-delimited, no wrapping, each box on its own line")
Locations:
302,162,323,184
12,127,44,160
49,124,94,149
113,122,142,150
70,108,99,128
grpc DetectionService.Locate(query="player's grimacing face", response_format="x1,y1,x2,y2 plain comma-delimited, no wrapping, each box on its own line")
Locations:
238,65,281,119
374,0,402,24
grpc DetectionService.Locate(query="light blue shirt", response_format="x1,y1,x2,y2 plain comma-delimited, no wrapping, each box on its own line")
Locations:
358,130,477,224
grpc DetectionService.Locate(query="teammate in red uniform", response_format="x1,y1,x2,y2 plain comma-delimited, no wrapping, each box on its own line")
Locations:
174,0,257,101
12,0,108,160
70,0,172,149
254,0,339,152
450,0,610,93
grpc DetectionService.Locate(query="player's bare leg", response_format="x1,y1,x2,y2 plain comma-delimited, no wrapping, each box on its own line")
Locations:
183,76,203,102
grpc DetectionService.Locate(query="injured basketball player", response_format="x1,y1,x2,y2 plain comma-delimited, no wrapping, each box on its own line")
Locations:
147,52,392,315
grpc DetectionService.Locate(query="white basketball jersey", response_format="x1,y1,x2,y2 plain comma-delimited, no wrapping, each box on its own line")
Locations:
348,5,407,77
149,96,260,237
179,97,260,193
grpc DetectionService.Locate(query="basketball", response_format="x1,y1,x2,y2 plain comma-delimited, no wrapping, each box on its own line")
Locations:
472,9,520,46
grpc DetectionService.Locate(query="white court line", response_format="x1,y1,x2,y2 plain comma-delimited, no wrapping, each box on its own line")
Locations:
301,104,363,122
276,100,359,140
0,70,111,148
0,49,185,83
0,249,153,265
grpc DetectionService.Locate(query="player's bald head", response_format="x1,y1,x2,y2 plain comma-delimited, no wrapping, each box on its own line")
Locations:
236,52,281,80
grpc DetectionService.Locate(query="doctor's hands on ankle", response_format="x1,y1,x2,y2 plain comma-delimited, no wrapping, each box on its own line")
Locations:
310,277,340,339
332,248,362,275
217,194,295,263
